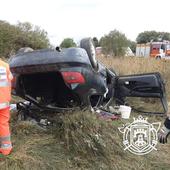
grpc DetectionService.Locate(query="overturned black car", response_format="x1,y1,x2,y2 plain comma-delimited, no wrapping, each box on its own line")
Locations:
9,38,168,115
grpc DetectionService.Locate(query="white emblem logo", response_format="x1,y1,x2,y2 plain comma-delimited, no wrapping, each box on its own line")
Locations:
118,115,161,155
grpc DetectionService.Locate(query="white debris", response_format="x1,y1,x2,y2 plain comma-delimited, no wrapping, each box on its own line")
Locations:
10,104,17,111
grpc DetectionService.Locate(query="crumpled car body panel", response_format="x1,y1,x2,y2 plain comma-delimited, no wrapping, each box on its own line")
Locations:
9,47,168,114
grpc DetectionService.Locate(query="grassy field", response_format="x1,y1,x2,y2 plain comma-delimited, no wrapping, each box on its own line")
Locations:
1,56,170,170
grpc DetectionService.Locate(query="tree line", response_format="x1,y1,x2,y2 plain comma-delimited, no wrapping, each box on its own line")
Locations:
1,20,170,57
0,20,50,57
60,30,170,57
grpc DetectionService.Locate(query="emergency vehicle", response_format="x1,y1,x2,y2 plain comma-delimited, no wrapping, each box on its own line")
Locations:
136,41,170,59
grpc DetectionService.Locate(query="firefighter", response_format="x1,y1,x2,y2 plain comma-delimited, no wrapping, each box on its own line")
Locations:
0,59,13,155
158,116,170,144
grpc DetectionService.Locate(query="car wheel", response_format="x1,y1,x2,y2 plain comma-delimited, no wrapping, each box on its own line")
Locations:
80,38,98,69
156,56,161,60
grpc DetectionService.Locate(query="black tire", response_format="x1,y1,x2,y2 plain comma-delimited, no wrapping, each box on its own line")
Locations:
156,56,161,60
80,38,98,69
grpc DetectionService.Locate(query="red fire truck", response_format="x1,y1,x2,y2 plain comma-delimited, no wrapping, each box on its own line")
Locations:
136,41,170,59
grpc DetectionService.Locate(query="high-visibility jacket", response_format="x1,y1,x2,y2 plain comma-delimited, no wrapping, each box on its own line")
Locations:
0,59,13,109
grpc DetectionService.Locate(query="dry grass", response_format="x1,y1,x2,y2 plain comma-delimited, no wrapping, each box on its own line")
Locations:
98,55,167,75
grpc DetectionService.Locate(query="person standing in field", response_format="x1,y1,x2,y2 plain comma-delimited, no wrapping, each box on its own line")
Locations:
0,58,13,155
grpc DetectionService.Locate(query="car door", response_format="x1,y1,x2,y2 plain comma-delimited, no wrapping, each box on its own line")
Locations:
114,72,168,114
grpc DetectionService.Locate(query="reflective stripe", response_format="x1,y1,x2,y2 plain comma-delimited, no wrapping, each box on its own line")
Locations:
0,67,6,74
0,81,10,87
0,136,11,142
0,75,7,80
0,71,7,80
0,102,10,109
1,143,12,149
0,73,6,76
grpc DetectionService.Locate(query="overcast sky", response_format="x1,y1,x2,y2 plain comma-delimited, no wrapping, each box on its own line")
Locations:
1,0,170,45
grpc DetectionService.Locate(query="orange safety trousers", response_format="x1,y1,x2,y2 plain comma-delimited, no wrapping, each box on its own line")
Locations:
0,107,12,155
